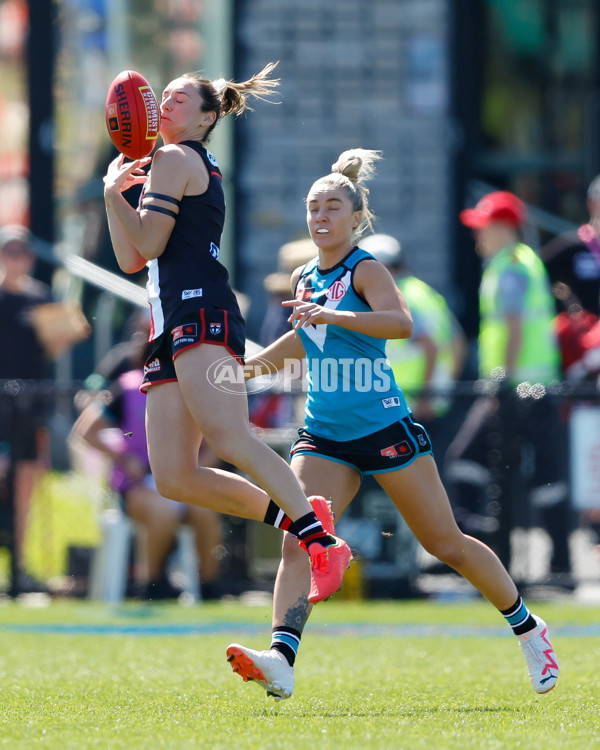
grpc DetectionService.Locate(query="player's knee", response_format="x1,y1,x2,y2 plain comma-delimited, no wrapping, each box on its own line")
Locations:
425,537,466,570
281,532,305,563
151,466,184,502
205,430,248,466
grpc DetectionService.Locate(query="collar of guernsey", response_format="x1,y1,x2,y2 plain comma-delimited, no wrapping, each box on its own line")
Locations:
293,246,410,441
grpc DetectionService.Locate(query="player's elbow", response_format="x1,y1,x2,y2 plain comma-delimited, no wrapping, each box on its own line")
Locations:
118,256,147,274
391,315,413,340
136,236,166,263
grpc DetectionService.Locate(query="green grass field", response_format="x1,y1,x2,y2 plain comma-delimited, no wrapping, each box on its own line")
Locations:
0,597,598,749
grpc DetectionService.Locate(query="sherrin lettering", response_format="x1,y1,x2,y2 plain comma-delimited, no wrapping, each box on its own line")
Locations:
105,70,161,160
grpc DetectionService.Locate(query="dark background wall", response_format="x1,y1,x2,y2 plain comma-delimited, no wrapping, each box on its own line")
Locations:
234,0,453,340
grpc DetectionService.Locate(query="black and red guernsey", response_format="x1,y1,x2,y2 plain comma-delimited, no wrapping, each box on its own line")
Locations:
143,140,242,340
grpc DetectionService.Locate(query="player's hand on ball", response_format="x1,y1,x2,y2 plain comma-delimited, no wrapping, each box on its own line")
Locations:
104,154,151,193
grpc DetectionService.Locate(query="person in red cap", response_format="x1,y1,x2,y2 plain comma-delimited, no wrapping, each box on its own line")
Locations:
445,190,572,580
459,190,526,230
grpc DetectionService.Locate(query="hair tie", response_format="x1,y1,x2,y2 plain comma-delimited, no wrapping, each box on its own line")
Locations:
212,78,227,94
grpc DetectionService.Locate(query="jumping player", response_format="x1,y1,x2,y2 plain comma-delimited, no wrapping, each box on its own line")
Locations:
102,63,351,604
226,149,559,699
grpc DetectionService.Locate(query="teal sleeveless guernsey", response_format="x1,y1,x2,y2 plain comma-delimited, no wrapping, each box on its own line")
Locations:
294,247,410,441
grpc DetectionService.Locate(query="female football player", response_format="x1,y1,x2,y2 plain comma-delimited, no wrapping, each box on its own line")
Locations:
102,63,351,603
226,148,559,700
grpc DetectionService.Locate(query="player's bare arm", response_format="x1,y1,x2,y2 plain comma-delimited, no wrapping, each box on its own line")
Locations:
284,259,412,339
245,330,306,379
103,154,152,273
104,145,198,268
134,145,194,259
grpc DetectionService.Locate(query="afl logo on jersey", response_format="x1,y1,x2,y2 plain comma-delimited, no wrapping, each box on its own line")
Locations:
206,150,219,167
210,242,219,260
327,280,347,301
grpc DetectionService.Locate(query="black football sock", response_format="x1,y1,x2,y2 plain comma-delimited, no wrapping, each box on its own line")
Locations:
263,499,295,532
293,511,335,550
263,503,335,549
501,596,537,636
271,626,301,667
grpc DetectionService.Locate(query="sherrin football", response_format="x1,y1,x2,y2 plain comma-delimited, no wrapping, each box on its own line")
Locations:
105,70,161,160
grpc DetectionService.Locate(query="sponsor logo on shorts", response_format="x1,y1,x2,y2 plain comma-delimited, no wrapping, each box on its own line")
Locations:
172,323,198,341
182,288,203,300
380,441,411,458
144,357,161,374
382,396,401,408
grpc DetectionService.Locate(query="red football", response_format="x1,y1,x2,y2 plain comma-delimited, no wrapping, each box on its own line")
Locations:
105,70,161,160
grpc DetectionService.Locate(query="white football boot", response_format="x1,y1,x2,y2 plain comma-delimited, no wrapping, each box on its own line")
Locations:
226,643,294,700
518,616,559,694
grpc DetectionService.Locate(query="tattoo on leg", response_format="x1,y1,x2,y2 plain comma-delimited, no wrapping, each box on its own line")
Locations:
282,595,310,632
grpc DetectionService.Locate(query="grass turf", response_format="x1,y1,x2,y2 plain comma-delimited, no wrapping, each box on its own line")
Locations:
0,598,598,749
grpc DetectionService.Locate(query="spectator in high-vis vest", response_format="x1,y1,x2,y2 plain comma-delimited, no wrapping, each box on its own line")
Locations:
445,191,572,578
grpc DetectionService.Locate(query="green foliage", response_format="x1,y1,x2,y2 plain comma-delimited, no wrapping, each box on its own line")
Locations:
0,600,598,749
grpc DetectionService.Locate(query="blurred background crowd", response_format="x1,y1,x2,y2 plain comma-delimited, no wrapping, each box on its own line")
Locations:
2,0,600,603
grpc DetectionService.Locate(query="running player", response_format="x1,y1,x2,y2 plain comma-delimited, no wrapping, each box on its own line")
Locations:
226,148,559,699
102,63,351,604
